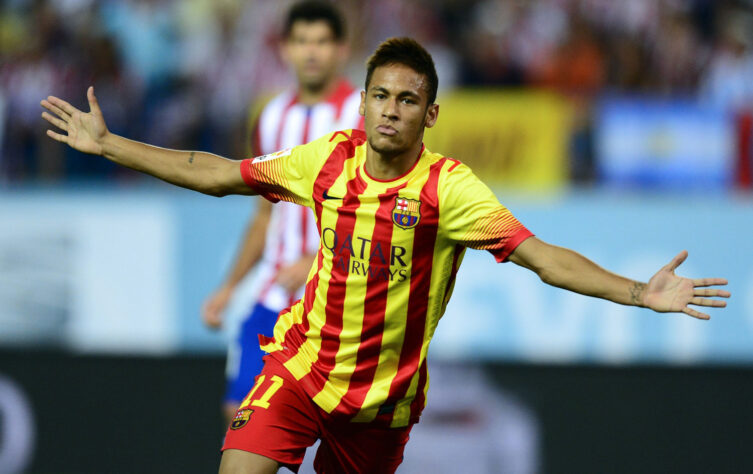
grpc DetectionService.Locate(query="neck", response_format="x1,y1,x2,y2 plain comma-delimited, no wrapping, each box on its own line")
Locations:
365,139,424,181
298,76,340,106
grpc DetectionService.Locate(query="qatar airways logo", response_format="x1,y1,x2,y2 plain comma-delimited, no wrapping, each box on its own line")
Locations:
321,227,409,282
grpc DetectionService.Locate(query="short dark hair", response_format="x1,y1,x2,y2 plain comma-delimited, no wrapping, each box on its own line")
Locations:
365,37,439,105
284,1,345,41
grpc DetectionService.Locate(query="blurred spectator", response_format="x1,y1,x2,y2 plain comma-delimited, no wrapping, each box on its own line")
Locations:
700,9,753,111
1,0,69,181
98,0,179,91
530,6,606,184
606,34,652,92
533,10,605,95
458,1,526,86
651,7,707,96
700,8,753,189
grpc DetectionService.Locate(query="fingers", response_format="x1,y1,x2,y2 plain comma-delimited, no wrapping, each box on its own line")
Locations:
682,307,710,320
40,99,71,121
201,303,223,329
203,315,222,329
694,288,731,298
690,297,727,308
682,291,728,320
44,95,78,116
693,278,728,287
664,250,688,272
41,111,68,131
275,275,295,293
87,86,102,115
46,129,69,144
201,289,231,329
204,314,222,328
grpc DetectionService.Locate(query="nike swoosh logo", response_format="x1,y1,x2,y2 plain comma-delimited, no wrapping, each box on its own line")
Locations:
322,190,343,200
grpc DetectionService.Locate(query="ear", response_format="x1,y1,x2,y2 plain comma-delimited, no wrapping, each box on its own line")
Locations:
424,103,439,128
359,90,366,117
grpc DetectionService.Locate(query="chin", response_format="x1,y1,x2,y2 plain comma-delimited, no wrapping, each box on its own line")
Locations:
301,76,327,91
368,136,405,156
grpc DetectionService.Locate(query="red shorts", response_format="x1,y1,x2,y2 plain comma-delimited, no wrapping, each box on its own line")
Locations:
222,356,412,473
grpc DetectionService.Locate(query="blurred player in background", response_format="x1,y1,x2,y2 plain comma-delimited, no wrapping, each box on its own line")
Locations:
41,37,730,474
200,0,362,425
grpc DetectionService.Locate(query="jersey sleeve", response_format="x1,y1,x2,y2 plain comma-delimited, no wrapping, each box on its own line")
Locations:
439,161,533,262
239,132,333,208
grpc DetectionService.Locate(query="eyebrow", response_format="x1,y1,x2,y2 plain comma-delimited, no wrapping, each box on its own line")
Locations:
369,86,422,100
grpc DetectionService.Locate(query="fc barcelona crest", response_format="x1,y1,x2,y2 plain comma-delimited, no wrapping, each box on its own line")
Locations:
230,408,254,430
392,197,421,229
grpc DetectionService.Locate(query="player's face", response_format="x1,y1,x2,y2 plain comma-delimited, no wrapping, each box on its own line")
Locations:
360,64,439,157
282,21,344,91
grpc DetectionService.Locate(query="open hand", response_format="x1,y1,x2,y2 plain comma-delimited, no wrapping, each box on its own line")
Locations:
643,250,730,320
41,86,108,155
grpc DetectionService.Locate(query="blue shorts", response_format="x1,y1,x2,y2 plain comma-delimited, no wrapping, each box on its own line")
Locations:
225,302,279,403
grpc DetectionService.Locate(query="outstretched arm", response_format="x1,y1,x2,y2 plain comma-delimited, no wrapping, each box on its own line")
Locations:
41,87,254,197
508,237,730,320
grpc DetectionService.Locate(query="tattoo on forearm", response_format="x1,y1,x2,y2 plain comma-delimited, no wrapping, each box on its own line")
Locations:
188,152,195,164
630,282,646,306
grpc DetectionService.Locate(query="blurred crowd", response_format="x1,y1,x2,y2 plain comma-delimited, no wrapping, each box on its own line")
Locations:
1,0,753,183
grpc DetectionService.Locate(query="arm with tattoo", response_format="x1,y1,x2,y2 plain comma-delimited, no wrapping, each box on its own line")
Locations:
629,282,646,306
41,87,255,197
509,237,729,320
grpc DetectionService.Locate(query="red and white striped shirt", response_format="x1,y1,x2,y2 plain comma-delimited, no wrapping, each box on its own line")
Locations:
251,79,363,311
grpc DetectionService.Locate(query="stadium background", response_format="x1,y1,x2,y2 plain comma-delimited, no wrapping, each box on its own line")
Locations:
1,0,752,472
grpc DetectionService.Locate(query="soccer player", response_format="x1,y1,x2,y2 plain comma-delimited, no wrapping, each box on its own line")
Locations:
201,1,363,426
41,38,730,474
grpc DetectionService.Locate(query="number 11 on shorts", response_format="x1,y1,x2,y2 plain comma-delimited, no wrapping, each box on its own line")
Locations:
240,374,284,409
231,375,284,430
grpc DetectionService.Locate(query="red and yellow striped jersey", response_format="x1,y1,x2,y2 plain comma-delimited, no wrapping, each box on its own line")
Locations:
240,129,533,428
